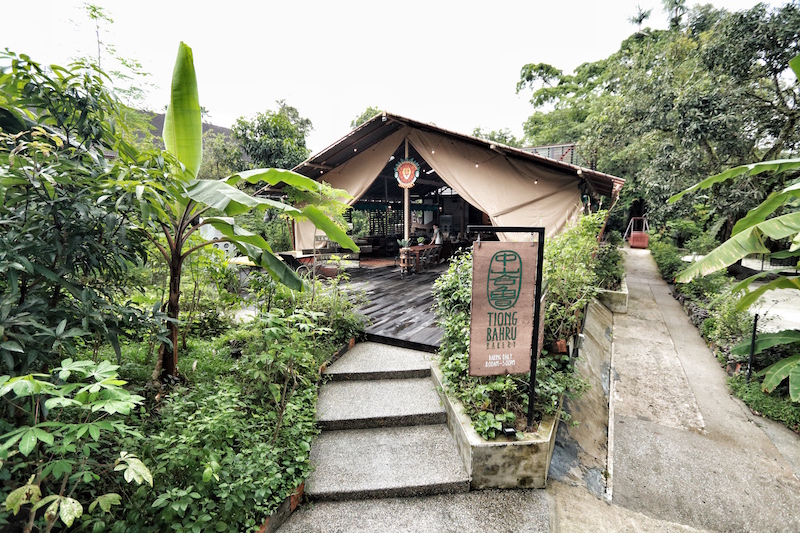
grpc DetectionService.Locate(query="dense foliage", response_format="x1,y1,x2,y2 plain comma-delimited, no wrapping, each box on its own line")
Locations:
1,47,366,532
0,51,153,376
517,3,800,233
232,101,312,170
543,212,605,341
432,212,615,440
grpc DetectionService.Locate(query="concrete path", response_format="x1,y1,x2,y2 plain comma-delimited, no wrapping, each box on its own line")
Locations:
606,248,800,533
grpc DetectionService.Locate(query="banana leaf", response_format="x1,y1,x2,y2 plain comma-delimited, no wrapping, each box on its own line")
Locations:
669,158,800,204
201,218,303,291
676,212,800,282
225,168,321,192
732,276,800,310
185,179,300,217
730,330,800,356
300,205,358,252
162,43,202,180
757,354,800,401
731,182,800,236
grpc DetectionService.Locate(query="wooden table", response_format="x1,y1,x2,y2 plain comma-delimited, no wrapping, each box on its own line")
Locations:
402,244,439,274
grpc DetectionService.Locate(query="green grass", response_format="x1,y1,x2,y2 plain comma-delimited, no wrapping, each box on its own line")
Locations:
729,374,800,433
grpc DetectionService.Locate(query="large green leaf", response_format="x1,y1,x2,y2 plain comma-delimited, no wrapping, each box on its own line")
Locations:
733,276,800,310
731,329,800,356
731,182,800,236
185,180,299,217
791,365,800,402
163,43,202,179
201,218,303,291
759,354,800,399
225,168,321,192
669,158,800,204
676,212,800,282
300,205,359,252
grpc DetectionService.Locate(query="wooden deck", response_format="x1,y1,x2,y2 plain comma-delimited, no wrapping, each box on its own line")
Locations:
347,264,447,352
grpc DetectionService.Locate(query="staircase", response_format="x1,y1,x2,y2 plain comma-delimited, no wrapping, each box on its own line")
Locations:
304,341,470,501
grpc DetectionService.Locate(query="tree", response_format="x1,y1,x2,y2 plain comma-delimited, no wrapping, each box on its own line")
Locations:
350,106,381,129
232,101,312,169
0,51,148,376
628,4,652,32
79,3,158,151
670,54,800,402
197,130,246,180
517,3,800,232
662,0,687,29
126,43,355,379
472,127,522,148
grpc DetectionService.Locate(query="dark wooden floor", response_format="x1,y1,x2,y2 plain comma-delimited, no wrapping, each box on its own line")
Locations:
347,264,447,352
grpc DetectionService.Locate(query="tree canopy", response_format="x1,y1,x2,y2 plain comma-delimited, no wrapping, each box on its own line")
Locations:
232,100,312,170
517,2,800,232
350,106,381,129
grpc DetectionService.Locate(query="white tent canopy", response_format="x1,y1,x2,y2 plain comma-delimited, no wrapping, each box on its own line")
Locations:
288,113,624,250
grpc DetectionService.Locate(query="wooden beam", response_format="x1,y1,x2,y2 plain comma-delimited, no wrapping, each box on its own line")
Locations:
303,162,333,171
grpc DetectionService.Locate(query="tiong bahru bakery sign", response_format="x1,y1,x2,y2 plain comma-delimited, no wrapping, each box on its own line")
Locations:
469,240,542,376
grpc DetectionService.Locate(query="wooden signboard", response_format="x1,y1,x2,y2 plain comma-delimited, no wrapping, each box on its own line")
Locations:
469,241,539,376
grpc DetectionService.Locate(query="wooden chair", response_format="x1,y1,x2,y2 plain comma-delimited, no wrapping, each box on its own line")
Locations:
419,247,432,271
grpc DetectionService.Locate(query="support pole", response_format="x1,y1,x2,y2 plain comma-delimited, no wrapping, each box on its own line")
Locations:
404,140,410,241
746,314,759,382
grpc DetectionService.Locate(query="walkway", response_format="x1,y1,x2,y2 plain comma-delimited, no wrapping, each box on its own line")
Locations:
347,264,446,351
605,248,800,532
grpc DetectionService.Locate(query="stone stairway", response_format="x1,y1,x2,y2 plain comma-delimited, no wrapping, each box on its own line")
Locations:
304,341,470,501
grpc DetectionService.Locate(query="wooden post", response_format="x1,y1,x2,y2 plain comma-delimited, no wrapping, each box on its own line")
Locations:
404,140,410,241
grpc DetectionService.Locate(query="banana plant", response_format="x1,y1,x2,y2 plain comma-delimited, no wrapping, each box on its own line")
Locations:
668,53,800,401
128,43,356,379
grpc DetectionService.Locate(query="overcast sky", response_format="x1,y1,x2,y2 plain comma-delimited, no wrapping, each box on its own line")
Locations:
4,0,779,153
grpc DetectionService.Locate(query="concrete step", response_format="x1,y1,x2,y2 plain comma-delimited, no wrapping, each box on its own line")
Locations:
325,341,432,381
316,378,446,431
305,424,470,501
278,489,551,533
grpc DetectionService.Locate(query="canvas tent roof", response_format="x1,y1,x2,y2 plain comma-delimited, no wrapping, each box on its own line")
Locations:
290,112,624,249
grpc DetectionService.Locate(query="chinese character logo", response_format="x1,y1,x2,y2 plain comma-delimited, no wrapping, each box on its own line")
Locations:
487,250,522,310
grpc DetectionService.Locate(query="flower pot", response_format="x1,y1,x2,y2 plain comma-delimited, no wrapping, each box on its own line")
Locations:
550,339,568,354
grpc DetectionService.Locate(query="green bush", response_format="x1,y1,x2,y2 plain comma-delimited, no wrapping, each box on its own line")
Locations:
122,380,315,533
649,238,685,281
595,242,624,291
544,212,604,341
686,232,719,255
433,248,589,440
0,360,152,531
666,219,701,248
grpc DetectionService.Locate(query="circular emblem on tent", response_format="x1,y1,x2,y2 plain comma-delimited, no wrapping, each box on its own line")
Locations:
394,158,419,189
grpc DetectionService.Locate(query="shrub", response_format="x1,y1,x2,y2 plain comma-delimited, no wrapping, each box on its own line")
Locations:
729,374,800,433
0,360,152,531
649,238,685,281
595,242,624,291
433,245,589,440
544,212,604,341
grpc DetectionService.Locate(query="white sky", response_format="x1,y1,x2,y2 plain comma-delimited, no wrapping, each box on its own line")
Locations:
4,0,777,153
